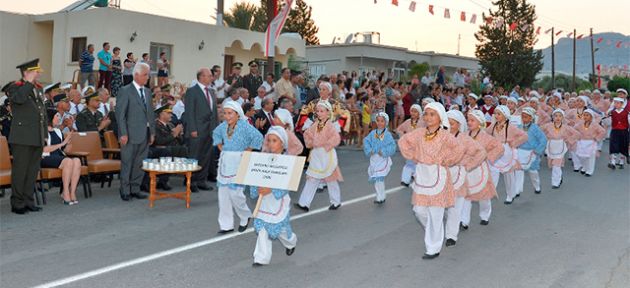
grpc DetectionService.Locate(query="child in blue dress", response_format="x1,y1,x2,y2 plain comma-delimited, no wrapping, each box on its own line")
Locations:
363,112,397,204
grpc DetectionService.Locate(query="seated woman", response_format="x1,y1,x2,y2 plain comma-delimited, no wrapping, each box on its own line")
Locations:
41,109,82,205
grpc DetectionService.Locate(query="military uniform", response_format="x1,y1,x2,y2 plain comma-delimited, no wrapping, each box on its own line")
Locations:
75,92,104,132
7,59,48,214
243,61,263,99
154,120,187,157
226,62,244,97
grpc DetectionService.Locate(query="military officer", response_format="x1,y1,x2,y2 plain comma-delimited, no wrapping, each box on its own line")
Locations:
226,62,244,97
153,105,187,157
243,60,263,99
43,82,60,110
75,91,111,133
7,59,48,215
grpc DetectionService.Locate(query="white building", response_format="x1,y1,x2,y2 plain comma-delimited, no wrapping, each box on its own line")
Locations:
0,7,305,86
305,42,480,81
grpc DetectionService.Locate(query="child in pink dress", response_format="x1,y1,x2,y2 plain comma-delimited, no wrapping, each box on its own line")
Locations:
540,109,579,188
396,104,424,186
572,109,606,176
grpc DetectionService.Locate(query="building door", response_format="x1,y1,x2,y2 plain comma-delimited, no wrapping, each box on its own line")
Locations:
223,55,234,79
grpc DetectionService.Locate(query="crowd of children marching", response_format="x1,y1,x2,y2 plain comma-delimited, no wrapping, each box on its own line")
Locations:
212,83,629,265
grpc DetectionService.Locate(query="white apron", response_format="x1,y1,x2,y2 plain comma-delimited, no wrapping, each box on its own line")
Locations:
306,147,338,179
546,139,567,160
256,194,291,224
449,165,467,190
490,143,516,173
368,154,392,179
412,163,448,196
217,151,243,185
466,162,490,195
576,140,597,158
517,148,536,170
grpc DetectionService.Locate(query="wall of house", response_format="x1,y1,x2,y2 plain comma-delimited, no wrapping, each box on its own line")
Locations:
0,12,30,83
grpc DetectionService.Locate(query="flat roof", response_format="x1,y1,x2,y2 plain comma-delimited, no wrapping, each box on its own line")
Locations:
307,43,477,61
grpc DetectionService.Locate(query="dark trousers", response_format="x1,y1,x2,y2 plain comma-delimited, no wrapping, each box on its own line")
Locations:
98,70,112,90
120,137,149,196
188,134,213,185
10,144,43,209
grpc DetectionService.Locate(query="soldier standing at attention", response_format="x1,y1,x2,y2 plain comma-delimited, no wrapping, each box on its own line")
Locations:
75,91,111,133
7,59,48,215
243,60,263,99
226,62,243,98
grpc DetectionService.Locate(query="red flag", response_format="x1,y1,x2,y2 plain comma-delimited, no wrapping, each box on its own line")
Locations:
470,14,477,24
428,5,434,15
460,12,466,22
544,28,552,34
567,32,573,38
577,34,584,39
616,41,623,48
392,0,398,6
555,30,563,36
444,8,450,19
596,64,601,70
536,26,541,34
509,22,518,31
624,64,628,70
596,37,603,43
408,1,416,12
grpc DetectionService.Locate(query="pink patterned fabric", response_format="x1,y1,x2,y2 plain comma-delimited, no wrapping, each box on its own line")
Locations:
454,133,485,197
541,122,579,167
304,120,343,182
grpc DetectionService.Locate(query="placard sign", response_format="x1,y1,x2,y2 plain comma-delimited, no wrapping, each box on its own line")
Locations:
235,151,306,191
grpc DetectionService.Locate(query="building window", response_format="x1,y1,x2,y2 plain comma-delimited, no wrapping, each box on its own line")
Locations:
309,65,326,78
71,37,87,62
149,42,172,72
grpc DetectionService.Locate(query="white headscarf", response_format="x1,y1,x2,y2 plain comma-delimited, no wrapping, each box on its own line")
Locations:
422,97,436,105
467,93,479,101
316,100,332,112
469,110,487,129
319,81,332,92
529,96,540,103
425,102,450,130
577,95,590,107
495,105,511,119
274,108,294,130
583,109,597,119
552,108,565,117
521,107,537,124
612,97,625,103
446,110,467,132
266,126,289,150
616,88,628,96
223,100,247,120
376,112,389,124
507,97,518,104
410,104,422,115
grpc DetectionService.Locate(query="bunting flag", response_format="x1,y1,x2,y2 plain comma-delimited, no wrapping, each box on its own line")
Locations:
536,26,541,34
555,30,563,36
616,41,623,48
265,0,293,57
444,8,450,19
567,32,573,38
409,1,416,12
392,0,398,6
509,22,518,31
428,4,434,15
597,37,603,43
470,14,477,24
460,11,466,22
545,28,553,34
577,34,584,39
485,16,493,24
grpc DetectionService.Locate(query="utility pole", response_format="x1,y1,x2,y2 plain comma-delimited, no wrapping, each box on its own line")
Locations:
572,28,576,92
216,0,224,26
551,27,555,89
590,28,596,86
267,0,277,76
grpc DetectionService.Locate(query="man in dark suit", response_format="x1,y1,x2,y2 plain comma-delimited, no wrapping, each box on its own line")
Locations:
115,62,155,201
6,59,48,214
185,68,217,192
253,97,274,135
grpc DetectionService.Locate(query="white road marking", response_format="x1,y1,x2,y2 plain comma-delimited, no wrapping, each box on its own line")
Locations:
33,186,406,288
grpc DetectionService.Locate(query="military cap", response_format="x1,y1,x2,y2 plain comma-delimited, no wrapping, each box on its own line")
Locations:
1,81,14,93
44,82,61,94
248,60,258,67
154,105,172,114
53,93,68,104
160,83,172,92
233,62,243,69
16,58,43,73
83,91,100,101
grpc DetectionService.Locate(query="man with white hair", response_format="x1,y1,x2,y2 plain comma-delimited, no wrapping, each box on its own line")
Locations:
115,62,155,201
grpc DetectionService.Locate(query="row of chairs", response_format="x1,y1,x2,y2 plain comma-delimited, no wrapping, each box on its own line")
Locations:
0,131,121,205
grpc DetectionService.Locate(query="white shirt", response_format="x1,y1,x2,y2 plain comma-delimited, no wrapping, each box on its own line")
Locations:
132,81,146,103
261,81,276,101
421,76,431,85
254,96,265,110
98,102,111,116
212,78,228,99
69,102,84,116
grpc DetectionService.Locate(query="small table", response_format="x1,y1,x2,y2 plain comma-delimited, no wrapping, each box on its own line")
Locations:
142,166,201,208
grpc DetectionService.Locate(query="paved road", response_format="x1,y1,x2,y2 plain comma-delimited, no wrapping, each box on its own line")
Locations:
1,146,629,288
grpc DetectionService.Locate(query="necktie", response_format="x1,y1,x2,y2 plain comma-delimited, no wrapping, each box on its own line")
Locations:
104,104,109,115
205,87,213,110
140,88,146,105
266,112,273,123
74,104,79,115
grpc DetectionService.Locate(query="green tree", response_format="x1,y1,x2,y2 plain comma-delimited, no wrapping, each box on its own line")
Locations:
475,0,543,89
284,0,320,45
408,62,430,78
532,74,593,92
607,76,630,93
222,2,260,31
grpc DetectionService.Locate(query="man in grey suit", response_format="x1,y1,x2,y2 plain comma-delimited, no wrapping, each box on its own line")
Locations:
115,62,155,201
185,68,217,192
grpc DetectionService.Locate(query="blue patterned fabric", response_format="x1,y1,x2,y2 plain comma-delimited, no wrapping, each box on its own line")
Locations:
362,129,397,157
213,119,263,188
518,123,548,171
250,186,292,240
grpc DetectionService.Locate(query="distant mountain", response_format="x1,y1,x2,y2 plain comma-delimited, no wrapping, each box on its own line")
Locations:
539,32,630,75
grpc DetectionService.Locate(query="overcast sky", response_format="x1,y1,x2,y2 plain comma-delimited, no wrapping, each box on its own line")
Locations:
2,0,629,57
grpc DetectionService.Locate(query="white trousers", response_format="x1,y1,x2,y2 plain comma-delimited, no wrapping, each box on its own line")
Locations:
374,181,386,201
572,152,582,170
401,163,415,184
491,169,518,202
551,166,562,186
298,178,341,207
578,155,596,175
445,197,465,241
253,228,297,265
413,206,445,255
218,186,252,230
515,170,541,194
460,199,492,225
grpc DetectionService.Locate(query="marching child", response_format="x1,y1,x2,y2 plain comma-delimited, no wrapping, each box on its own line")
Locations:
363,112,397,204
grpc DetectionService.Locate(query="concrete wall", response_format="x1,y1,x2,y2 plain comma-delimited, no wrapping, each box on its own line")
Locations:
0,12,30,82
